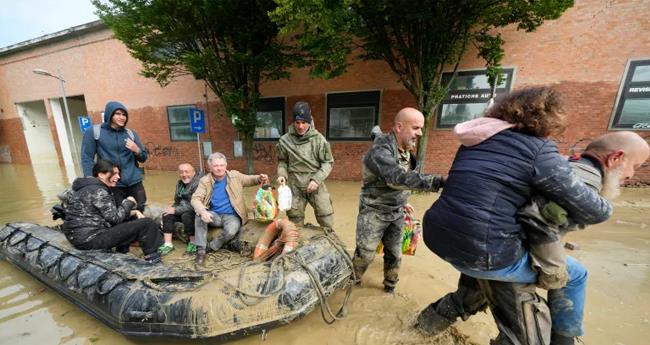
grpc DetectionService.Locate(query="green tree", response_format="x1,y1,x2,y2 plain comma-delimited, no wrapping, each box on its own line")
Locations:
93,0,297,173
272,0,573,168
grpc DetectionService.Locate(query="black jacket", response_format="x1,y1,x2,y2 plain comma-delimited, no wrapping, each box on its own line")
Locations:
171,175,200,214
62,177,135,246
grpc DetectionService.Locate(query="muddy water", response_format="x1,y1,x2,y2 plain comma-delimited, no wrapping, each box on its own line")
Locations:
1,163,649,345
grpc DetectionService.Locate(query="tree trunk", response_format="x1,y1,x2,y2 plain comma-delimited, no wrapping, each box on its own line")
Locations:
416,108,436,172
243,134,254,174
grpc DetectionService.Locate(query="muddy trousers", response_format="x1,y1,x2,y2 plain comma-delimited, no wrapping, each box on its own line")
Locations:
194,212,241,251
287,179,334,229
74,218,163,256
352,204,404,289
417,274,551,345
162,211,195,236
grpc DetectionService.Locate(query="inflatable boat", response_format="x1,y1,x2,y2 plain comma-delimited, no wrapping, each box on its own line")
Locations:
0,221,353,340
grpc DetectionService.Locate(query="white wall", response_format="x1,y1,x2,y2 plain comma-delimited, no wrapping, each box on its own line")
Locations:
16,101,57,164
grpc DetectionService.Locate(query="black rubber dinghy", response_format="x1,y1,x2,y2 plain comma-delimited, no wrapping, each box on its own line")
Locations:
0,221,353,340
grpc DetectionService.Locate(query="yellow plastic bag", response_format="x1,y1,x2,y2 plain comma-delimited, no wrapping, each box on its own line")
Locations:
376,214,421,256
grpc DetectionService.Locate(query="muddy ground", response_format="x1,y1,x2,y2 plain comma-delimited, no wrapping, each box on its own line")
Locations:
0,164,648,345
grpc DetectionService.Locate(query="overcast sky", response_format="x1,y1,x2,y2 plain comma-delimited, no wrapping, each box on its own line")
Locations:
0,0,100,48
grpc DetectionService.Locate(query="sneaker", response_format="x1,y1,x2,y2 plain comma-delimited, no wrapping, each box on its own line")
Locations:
158,243,175,256
185,242,198,254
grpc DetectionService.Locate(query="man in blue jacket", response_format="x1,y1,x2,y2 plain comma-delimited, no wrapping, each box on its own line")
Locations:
415,87,622,345
81,101,148,211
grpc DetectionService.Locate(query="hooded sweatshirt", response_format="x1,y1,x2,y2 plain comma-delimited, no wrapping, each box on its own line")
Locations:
276,125,333,186
80,101,148,187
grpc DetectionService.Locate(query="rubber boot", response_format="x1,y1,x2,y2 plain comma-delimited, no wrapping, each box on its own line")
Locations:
415,299,457,335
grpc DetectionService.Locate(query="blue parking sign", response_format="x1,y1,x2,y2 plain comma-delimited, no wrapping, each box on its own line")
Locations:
78,116,92,133
189,108,205,133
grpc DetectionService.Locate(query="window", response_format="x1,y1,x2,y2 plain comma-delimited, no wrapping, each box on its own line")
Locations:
327,91,380,140
436,68,514,128
255,97,285,140
167,105,195,141
611,59,650,130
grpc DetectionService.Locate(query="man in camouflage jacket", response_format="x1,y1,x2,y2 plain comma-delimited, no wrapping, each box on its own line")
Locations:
276,101,334,228
353,107,444,293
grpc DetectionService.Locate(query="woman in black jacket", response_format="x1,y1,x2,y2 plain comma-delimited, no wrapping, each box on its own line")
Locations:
63,159,163,264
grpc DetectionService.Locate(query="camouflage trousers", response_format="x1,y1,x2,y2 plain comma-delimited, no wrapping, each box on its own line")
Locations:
287,177,334,229
352,203,404,289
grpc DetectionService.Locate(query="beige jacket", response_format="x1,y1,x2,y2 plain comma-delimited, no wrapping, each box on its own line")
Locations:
191,170,261,224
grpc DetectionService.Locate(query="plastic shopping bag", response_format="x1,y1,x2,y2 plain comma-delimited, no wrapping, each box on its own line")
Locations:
253,184,278,222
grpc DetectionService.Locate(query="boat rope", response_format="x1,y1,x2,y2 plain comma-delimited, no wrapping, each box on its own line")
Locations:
290,229,356,325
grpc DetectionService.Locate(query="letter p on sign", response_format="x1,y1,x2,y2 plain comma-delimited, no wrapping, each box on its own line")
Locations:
188,108,206,133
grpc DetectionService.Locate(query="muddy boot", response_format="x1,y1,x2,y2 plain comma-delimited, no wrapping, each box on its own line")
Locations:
195,248,206,267
550,333,574,345
415,298,457,335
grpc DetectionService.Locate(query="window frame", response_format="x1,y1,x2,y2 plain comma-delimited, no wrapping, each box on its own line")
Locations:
254,96,286,141
166,104,197,142
609,58,650,131
435,68,515,130
326,90,381,141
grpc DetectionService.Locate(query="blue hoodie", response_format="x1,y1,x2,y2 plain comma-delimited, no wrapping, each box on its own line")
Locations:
80,101,148,187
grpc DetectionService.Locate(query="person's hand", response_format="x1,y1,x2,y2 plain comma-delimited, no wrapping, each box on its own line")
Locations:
130,210,145,219
306,180,319,193
277,176,286,185
126,196,137,207
125,138,141,154
258,174,269,184
163,206,175,215
404,204,415,215
200,211,214,224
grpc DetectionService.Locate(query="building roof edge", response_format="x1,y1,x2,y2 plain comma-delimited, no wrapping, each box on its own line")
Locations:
0,20,107,57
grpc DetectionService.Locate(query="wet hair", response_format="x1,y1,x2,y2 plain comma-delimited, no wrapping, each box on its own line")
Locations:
92,159,120,177
485,86,566,137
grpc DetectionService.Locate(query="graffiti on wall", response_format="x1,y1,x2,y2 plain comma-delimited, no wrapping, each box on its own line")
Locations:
253,142,276,163
144,142,180,158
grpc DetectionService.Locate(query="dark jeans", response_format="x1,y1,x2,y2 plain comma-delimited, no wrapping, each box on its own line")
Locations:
76,218,163,255
112,182,147,212
162,211,195,236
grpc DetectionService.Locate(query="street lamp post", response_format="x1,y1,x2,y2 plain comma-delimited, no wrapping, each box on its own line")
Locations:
32,68,80,170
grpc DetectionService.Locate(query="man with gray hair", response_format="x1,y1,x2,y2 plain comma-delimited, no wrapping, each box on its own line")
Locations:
191,152,268,266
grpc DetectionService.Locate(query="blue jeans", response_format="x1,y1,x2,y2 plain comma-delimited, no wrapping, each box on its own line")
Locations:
455,253,587,337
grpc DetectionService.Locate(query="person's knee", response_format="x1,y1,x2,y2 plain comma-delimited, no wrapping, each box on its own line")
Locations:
566,256,588,285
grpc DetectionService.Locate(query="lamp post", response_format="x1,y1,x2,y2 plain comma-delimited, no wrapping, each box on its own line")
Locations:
32,68,80,169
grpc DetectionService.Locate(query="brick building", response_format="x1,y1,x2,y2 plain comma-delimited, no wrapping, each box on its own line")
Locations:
1,0,649,183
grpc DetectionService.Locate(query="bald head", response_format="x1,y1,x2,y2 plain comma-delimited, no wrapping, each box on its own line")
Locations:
178,163,196,184
394,107,424,126
584,131,650,182
393,107,425,150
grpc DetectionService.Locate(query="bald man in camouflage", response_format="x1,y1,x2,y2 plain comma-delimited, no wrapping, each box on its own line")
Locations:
353,107,445,293
276,101,335,228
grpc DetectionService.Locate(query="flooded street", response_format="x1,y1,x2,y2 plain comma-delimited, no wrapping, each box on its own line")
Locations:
0,162,649,345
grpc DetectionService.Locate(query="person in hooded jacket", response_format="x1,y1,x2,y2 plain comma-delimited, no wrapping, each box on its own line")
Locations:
63,159,163,264
81,101,148,211
276,101,334,228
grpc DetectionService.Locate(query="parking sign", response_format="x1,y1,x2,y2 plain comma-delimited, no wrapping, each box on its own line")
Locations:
189,108,206,133
78,116,92,133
